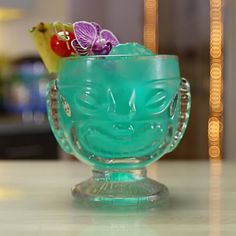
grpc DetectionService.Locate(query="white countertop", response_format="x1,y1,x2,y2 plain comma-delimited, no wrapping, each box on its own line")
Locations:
0,160,234,236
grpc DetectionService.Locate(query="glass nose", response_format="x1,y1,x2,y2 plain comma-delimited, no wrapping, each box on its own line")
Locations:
107,88,136,117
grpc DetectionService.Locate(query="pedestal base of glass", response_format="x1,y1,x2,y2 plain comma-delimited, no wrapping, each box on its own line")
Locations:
72,168,169,209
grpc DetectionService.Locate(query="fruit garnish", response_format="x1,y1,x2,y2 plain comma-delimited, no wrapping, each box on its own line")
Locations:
29,22,73,73
50,31,75,57
109,43,154,56
72,21,119,55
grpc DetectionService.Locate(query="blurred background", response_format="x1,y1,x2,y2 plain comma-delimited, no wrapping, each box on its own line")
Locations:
0,0,233,160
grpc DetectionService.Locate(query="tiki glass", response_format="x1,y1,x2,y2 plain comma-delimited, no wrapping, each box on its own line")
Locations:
47,55,191,207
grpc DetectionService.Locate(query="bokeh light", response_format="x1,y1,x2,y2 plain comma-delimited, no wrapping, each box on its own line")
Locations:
144,0,158,53
209,0,223,160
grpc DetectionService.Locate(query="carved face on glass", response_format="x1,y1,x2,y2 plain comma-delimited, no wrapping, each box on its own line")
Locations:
58,57,180,159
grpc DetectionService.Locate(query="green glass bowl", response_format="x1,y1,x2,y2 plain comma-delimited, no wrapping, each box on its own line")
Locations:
47,55,191,208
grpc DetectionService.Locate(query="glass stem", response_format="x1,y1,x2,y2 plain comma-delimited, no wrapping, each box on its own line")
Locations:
92,168,147,182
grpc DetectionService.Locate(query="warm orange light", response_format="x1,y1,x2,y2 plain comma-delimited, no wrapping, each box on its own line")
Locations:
0,187,23,201
209,0,223,160
144,0,158,53
208,118,220,141
0,7,23,21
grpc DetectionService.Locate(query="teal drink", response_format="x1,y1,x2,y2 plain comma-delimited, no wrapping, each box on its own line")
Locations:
47,55,191,207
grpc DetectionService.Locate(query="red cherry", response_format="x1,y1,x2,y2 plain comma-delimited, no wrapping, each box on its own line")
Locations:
50,31,75,57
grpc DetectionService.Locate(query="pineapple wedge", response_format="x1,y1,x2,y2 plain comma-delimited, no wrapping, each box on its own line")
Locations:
29,22,73,74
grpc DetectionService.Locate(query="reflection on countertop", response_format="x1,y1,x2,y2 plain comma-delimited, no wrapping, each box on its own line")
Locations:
0,160,234,236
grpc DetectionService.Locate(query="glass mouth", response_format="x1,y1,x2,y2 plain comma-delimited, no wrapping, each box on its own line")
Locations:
62,54,178,62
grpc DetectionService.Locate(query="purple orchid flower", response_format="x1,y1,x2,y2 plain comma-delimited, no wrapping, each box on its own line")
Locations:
71,21,119,56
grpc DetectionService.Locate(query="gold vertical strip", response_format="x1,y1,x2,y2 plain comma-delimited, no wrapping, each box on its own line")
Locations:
209,0,224,160
144,0,158,53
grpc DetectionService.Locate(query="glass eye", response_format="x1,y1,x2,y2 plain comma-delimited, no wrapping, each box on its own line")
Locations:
76,89,99,115
145,89,168,113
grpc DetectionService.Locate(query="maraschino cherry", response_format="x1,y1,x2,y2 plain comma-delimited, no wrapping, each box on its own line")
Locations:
50,31,75,57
